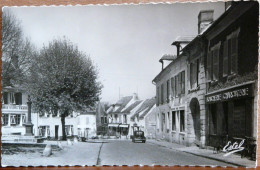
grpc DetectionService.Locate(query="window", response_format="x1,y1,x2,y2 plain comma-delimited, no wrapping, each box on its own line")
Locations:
104,117,107,124
161,113,165,132
9,93,15,104
10,114,21,126
207,42,221,81
101,117,104,124
166,80,170,102
22,115,26,124
172,111,176,131
160,84,164,104
181,71,185,94
2,114,8,126
166,112,170,130
3,92,8,104
178,73,182,95
174,76,177,97
171,77,175,98
123,114,127,124
180,110,185,132
224,28,240,76
65,125,74,136
14,93,22,105
190,60,199,89
39,126,50,137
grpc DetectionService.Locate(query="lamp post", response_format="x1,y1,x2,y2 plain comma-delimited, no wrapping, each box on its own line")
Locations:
25,95,34,136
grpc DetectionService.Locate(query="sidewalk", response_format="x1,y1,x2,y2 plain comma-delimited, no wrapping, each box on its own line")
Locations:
147,139,256,168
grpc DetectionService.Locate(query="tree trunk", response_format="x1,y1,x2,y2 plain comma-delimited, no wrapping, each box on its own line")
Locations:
61,113,66,141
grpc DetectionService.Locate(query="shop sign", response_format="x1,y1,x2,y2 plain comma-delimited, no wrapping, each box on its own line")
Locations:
206,84,253,104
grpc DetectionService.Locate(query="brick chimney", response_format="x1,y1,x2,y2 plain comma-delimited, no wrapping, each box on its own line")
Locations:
198,10,214,34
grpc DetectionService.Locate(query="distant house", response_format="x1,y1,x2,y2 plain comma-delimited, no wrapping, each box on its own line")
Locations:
130,97,156,136
96,102,109,135
31,107,97,140
106,93,140,138
2,86,28,136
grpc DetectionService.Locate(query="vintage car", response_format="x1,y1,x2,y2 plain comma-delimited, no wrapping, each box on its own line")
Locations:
132,130,146,143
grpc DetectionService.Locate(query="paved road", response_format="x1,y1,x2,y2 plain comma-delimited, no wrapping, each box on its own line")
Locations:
99,140,234,166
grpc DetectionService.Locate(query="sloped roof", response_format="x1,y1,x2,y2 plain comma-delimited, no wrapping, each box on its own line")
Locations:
131,98,156,119
159,54,177,62
108,96,133,113
171,35,196,45
123,100,143,113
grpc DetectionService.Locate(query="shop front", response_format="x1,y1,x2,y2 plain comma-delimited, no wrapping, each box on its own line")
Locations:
205,82,255,149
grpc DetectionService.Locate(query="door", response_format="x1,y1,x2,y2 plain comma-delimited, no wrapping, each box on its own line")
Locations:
55,125,59,139
190,98,201,144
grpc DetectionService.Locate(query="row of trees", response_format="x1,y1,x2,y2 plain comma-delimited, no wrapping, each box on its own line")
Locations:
2,11,103,140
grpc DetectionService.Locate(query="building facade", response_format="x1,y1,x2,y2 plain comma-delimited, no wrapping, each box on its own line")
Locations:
96,102,109,135
153,52,189,145
203,2,258,147
2,86,28,136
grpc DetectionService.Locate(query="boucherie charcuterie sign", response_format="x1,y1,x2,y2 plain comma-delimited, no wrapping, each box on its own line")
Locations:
205,84,253,104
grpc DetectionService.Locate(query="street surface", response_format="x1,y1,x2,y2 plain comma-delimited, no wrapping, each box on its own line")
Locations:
2,140,233,167
99,140,233,166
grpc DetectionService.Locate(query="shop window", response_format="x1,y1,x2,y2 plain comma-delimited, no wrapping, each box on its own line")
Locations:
190,60,199,89
166,80,170,103
2,114,9,126
172,111,176,131
10,114,21,126
180,110,185,132
210,104,217,135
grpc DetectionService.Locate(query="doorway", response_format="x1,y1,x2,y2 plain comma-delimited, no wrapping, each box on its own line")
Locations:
55,125,59,139
190,98,201,145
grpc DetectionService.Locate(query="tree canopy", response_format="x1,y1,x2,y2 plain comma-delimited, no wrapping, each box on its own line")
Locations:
26,38,103,139
2,10,35,87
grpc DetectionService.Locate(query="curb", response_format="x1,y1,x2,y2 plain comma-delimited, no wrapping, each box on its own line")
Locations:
147,141,248,167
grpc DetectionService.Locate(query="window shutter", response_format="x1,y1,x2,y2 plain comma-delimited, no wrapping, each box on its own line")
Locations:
207,51,212,81
213,48,219,81
178,73,182,95
231,37,238,74
174,76,177,97
187,64,190,90
181,71,185,94
223,40,228,77
171,77,174,97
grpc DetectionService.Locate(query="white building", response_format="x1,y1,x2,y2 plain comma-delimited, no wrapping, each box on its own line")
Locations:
2,86,28,136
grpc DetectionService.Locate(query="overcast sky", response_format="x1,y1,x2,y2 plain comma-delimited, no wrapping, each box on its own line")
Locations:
5,2,224,103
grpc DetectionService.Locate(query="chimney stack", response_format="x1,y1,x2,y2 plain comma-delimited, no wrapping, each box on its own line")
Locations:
198,10,214,34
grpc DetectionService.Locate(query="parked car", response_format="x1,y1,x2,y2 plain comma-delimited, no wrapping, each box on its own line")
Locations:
132,130,146,143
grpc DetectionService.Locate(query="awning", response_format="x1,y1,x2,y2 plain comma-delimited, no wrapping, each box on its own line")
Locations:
108,124,119,127
119,124,129,128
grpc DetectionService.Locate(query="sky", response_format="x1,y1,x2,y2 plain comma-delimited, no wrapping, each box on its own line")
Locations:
5,2,225,103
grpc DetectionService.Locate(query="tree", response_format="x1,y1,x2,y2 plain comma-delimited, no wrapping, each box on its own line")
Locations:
26,38,102,140
2,10,35,87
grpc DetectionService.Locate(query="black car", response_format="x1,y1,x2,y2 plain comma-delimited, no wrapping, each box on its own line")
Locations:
132,130,146,143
